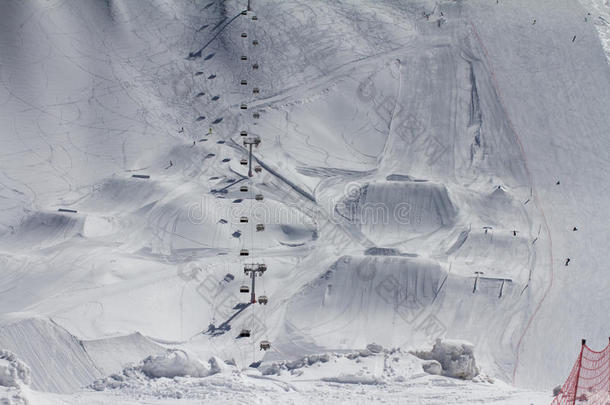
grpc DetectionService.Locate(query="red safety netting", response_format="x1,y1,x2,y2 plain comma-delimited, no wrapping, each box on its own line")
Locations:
552,340,610,405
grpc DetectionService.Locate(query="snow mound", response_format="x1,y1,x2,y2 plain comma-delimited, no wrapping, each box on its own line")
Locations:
0,317,101,393
0,350,30,388
338,181,458,243
284,255,445,349
259,353,331,376
82,332,166,376
0,350,31,405
141,350,217,379
81,177,165,214
320,375,384,385
258,344,423,386
91,350,231,392
366,343,384,354
3,211,83,250
421,359,443,375
413,339,479,380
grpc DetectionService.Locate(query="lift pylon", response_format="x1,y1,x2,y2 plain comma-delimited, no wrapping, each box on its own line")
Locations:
243,263,266,304
243,136,261,177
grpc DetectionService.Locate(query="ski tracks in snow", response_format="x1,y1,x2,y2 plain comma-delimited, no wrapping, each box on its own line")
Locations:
466,21,555,384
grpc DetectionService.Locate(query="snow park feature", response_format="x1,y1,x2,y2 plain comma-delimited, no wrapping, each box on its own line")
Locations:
0,0,609,403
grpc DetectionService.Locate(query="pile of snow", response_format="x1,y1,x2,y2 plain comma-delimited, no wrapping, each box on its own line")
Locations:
259,353,331,376
259,344,390,377
0,350,31,405
78,343,551,404
82,332,166,376
141,350,222,379
259,343,426,386
413,339,480,380
91,350,230,392
0,350,30,388
421,360,443,376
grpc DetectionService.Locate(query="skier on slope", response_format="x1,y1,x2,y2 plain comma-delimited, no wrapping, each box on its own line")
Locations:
565,258,571,266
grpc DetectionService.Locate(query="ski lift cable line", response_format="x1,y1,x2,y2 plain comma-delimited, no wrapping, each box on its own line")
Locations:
189,10,247,58
225,138,316,202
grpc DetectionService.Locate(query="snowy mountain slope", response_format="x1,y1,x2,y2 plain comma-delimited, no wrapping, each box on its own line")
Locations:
0,0,608,402
464,0,610,388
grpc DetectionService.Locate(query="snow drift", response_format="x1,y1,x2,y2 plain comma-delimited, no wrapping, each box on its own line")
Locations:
0,350,30,388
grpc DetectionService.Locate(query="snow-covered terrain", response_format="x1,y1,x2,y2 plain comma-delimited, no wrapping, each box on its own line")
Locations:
0,0,608,403
578,0,610,61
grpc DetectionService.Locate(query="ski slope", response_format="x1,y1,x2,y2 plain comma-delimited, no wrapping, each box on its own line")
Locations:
0,0,609,403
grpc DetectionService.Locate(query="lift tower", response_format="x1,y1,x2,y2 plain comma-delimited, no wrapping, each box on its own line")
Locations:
243,136,261,177
244,263,266,303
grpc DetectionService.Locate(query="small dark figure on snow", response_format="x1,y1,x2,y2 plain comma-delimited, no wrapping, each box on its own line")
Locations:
572,35,576,42
533,19,536,25
573,226,578,231
192,141,196,146
565,258,571,266
513,230,518,236
178,127,184,133
556,180,561,185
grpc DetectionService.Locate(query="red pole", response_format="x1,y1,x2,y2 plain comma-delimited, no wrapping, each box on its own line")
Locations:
572,339,586,405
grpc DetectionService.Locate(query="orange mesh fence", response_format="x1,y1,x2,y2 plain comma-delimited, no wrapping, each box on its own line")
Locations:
552,339,610,405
